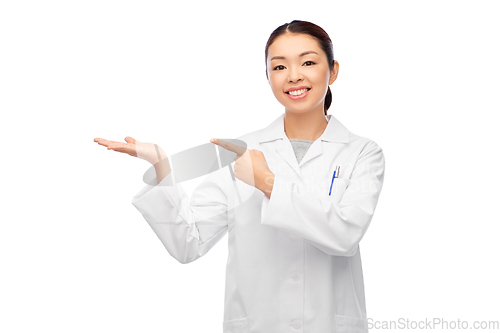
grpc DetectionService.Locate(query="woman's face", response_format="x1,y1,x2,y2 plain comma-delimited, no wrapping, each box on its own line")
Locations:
266,33,338,115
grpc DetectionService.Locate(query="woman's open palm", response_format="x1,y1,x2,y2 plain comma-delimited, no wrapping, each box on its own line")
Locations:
94,136,166,165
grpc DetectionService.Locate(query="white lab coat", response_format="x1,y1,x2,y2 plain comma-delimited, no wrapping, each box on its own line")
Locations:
131,113,385,333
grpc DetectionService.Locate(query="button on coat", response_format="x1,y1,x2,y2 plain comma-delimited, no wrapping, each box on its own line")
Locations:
131,113,385,333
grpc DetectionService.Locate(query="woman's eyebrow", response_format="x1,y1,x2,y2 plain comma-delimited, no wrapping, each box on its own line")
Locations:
270,50,318,61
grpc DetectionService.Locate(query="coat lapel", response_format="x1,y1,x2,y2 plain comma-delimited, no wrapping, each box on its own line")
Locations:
275,137,304,179
258,113,350,181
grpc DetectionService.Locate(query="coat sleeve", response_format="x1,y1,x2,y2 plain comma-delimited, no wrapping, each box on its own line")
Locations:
260,140,385,257
131,166,231,264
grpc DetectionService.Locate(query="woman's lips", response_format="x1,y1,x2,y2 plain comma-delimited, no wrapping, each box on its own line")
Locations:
286,88,310,100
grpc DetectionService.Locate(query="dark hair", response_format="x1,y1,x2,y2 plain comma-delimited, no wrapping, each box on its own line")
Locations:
265,20,335,115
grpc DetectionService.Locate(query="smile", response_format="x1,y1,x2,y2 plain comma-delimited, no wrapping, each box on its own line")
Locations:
286,88,311,100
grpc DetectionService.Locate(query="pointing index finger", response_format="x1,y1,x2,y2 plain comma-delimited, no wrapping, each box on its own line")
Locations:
211,138,247,157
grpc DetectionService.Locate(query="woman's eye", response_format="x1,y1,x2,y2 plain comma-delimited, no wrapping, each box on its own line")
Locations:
304,61,315,66
273,65,285,71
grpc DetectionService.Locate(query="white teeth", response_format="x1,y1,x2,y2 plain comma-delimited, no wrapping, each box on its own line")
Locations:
288,88,308,96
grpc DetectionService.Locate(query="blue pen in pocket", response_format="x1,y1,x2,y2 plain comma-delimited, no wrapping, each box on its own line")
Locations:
328,165,340,196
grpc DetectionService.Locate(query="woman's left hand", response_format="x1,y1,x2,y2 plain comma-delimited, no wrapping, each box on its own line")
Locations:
210,138,275,195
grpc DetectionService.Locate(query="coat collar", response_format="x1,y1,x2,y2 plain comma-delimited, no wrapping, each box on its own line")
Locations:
258,113,350,180
258,113,350,144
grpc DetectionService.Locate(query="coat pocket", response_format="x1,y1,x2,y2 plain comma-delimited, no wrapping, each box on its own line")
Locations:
335,314,368,333
223,317,249,333
323,177,350,204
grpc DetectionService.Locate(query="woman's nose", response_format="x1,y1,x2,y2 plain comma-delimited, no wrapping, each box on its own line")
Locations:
287,66,303,83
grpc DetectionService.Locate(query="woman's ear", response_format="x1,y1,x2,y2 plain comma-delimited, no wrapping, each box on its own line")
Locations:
329,60,339,85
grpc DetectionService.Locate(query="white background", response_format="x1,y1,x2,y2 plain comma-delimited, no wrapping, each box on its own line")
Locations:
1,0,499,332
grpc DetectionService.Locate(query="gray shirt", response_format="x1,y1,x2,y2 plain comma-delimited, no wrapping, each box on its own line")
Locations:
289,138,314,164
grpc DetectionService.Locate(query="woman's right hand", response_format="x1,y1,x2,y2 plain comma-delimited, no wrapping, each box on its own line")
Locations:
94,136,167,165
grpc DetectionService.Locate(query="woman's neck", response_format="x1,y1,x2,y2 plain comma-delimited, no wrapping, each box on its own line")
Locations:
284,110,328,142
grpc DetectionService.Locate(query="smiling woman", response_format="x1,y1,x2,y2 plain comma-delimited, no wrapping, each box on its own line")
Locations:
265,20,337,116
95,19,385,333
